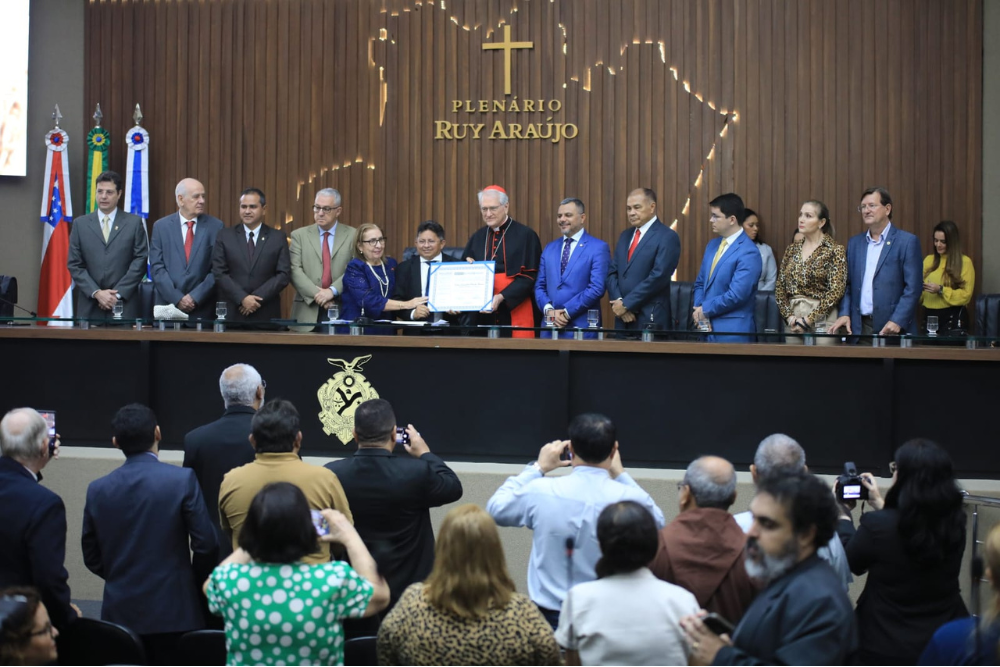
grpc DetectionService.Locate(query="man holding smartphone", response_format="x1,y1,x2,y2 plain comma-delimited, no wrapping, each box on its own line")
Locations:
325,399,462,613
0,408,78,632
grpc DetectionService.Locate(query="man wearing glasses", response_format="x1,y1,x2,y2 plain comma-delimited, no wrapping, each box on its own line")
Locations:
461,185,542,338
830,187,922,338
289,188,358,332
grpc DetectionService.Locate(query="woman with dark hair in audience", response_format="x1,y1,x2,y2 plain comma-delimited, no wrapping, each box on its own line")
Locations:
839,439,968,665
555,501,698,665
920,522,1000,665
377,504,559,666
775,200,846,345
204,482,388,667
741,208,777,291
0,587,58,666
921,220,974,334
340,222,426,332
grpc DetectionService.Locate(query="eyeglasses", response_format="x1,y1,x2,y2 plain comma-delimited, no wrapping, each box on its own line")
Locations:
857,203,882,212
481,205,504,214
312,205,340,214
889,461,897,475
28,621,54,638
361,237,386,247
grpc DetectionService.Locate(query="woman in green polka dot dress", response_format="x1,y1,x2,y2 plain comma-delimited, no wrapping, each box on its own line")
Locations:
204,482,389,666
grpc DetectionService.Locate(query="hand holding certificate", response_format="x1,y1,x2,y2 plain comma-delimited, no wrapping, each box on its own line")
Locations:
427,261,496,312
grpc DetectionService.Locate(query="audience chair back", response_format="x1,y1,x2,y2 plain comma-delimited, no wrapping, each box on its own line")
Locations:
670,281,696,339
976,294,1000,339
344,635,378,666
178,628,227,666
754,290,781,341
56,617,146,666
139,280,156,321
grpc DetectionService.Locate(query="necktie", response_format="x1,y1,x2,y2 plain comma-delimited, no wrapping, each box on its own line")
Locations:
709,239,729,277
560,237,573,274
247,231,256,263
102,216,111,243
184,221,195,262
424,261,437,297
627,228,641,262
321,231,332,289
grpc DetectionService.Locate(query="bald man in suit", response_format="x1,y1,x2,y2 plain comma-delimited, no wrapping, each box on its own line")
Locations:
67,170,148,321
289,188,357,332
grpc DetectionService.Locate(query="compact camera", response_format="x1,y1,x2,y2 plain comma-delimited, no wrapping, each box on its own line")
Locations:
836,461,869,501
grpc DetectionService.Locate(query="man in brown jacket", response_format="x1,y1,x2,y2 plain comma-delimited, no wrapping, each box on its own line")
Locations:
650,456,757,624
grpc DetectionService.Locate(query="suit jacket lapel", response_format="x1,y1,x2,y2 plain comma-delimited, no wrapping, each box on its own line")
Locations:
307,226,322,264
873,226,896,278
249,225,269,271
623,222,658,277
187,214,207,263
88,212,107,245
106,211,127,247
707,233,744,288
330,225,350,262
560,233,588,284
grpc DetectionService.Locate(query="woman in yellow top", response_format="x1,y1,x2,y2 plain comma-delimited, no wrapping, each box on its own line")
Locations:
775,200,847,345
921,220,974,334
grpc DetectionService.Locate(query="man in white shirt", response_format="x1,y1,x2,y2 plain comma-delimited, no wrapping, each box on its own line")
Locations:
486,413,664,629
392,220,466,331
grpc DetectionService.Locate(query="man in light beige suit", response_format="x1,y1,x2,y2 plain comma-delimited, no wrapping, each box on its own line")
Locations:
289,188,357,331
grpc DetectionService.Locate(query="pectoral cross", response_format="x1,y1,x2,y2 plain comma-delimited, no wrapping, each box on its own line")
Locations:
482,25,533,96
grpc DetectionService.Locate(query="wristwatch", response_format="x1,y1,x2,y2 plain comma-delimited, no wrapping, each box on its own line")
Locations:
528,461,544,475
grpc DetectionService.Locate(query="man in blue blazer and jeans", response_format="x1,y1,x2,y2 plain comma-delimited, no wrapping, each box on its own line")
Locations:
830,186,922,339
83,404,218,664
535,198,610,339
693,193,762,343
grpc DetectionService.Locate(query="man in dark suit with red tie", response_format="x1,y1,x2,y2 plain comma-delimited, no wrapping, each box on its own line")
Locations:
607,188,681,335
211,188,290,326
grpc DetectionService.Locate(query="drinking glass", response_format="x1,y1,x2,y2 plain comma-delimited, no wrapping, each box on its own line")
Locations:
216,301,227,320
587,309,600,328
327,304,340,322
544,310,556,327
112,299,124,320
926,316,939,336
698,319,711,332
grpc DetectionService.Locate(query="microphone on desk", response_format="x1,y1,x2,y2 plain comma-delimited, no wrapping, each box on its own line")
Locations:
354,288,373,326
0,294,37,318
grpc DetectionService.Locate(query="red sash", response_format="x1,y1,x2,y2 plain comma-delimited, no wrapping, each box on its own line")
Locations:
494,272,535,339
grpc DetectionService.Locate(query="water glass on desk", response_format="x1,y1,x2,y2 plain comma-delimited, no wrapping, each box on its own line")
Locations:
927,315,939,336
112,298,124,320
587,309,600,328
216,301,227,320
327,304,339,322
697,319,711,333
544,309,556,328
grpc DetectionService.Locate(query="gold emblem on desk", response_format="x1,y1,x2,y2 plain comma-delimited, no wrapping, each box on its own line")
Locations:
318,355,380,445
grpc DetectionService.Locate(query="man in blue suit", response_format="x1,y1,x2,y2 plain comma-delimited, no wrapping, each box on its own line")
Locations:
149,178,225,322
607,188,681,336
83,404,218,664
535,198,610,339
830,187,922,338
693,193,762,343
0,408,77,632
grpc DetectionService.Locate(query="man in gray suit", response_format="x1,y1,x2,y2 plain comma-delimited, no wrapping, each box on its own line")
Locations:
149,178,224,322
289,188,357,331
67,170,149,320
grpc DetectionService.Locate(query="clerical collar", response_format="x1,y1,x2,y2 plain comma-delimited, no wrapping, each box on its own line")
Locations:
491,217,511,234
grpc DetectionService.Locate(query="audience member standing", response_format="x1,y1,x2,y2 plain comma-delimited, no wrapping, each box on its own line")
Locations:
0,409,77,632
486,413,664,629
741,208,777,291
650,456,756,623
692,193,762,342
82,404,218,664
831,186,922,337
920,220,975,334
839,439,968,665
557,501,699,666
325,399,462,611
206,483,388,667
682,473,858,665
775,200,846,345
183,363,262,557
377,505,559,666
733,434,853,591
218,399,352,562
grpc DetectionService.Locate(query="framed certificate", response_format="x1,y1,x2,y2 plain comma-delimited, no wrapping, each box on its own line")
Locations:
427,261,495,312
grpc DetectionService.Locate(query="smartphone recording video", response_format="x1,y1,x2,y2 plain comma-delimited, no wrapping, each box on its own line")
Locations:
38,410,56,457
395,427,411,445
310,510,329,537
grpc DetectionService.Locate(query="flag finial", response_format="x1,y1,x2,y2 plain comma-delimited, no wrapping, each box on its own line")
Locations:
52,105,62,129
93,103,103,127
133,104,143,126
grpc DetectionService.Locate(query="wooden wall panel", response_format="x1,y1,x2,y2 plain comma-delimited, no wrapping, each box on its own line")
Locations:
84,0,984,316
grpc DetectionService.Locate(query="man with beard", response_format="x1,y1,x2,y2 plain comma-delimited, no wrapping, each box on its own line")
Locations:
681,473,857,666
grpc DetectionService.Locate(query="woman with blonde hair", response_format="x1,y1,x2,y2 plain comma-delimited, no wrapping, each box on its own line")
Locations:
920,521,1000,664
340,222,426,330
377,504,559,666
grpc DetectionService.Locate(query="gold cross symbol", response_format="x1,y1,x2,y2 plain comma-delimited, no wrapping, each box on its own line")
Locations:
482,25,533,96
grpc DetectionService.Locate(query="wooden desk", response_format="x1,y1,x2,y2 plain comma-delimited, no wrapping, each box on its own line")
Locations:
3,327,997,476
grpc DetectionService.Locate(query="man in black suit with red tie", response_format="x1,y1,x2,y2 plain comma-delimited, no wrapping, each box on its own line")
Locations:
393,220,466,333
325,399,462,612
211,188,290,327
